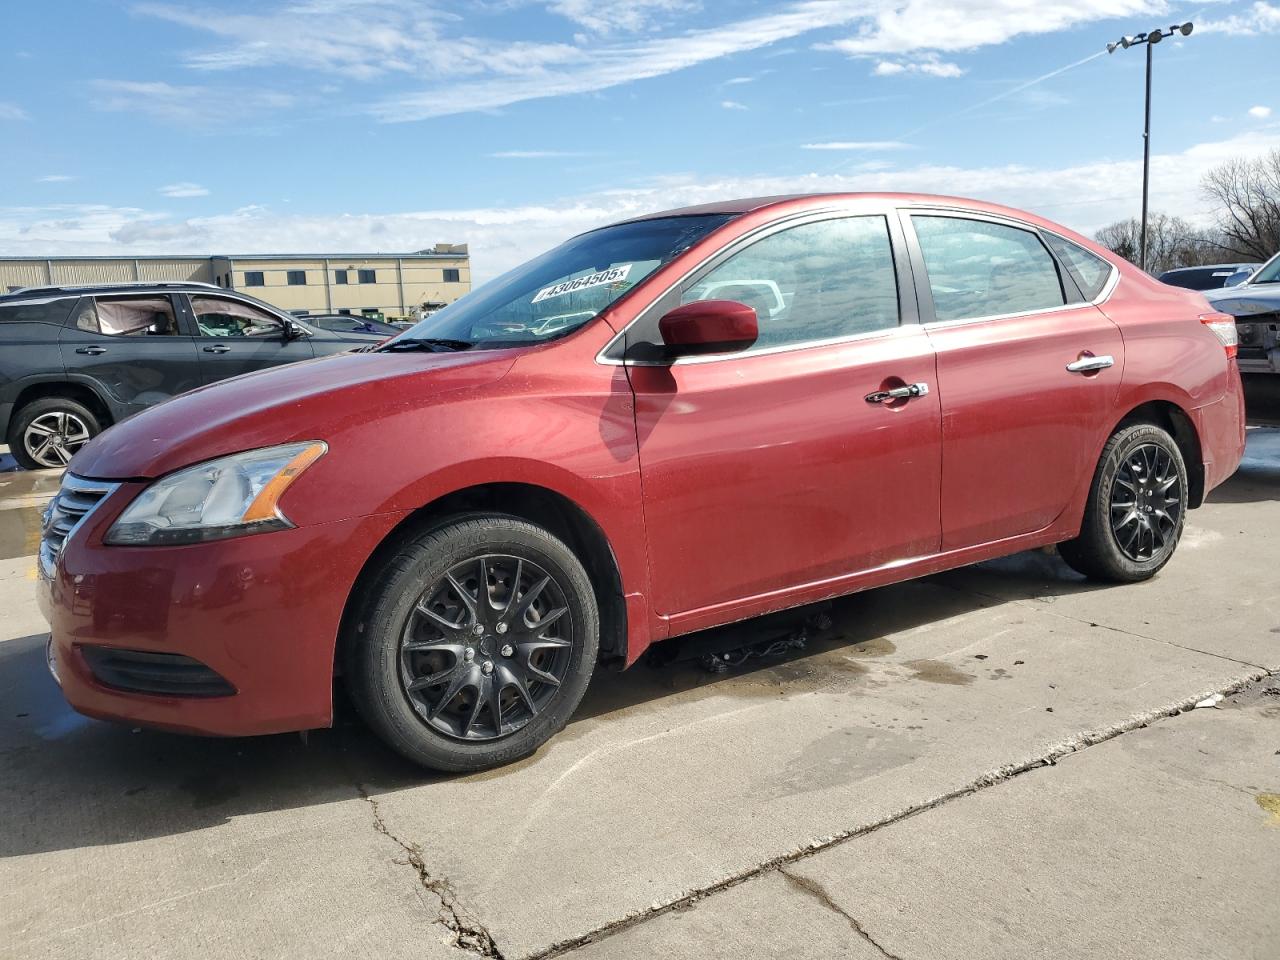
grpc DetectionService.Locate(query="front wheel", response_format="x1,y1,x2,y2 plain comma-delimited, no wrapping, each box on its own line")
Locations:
8,397,101,470
345,514,599,772
1059,423,1188,582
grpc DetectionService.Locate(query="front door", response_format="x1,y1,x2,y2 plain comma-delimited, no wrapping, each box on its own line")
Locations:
625,213,942,619
59,295,202,415
183,294,314,384
906,212,1125,551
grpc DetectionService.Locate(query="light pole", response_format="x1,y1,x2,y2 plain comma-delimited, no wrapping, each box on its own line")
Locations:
1107,22,1193,272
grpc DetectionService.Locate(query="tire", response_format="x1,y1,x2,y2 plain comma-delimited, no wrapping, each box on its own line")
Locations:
1059,423,1188,583
345,513,599,772
7,397,102,470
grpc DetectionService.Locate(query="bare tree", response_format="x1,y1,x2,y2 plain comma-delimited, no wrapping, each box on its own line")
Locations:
1201,149,1280,261
1094,213,1222,274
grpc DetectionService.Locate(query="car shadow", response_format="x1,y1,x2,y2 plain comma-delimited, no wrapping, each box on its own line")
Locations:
0,543,1106,859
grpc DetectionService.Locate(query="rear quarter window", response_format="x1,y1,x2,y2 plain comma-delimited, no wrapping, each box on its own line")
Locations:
0,298,77,325
1043,234,1114,300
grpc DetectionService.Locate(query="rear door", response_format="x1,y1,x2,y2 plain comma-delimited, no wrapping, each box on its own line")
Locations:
623,210,942,619
181,294,314,384
59,295,202,414
903,210,1124,551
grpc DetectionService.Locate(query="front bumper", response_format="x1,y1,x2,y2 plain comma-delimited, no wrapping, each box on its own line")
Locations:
39,486,405,737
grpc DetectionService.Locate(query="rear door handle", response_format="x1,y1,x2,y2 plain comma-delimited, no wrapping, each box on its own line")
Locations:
1066,354,1114,373
75,345,107,356
203,344,231,354
865,382,930,404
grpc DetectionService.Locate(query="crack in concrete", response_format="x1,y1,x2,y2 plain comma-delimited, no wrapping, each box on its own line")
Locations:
529,670,1272,959
354,782,504,958
778,867,906,960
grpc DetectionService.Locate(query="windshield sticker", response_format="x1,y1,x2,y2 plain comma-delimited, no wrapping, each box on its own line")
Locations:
532,264,633,304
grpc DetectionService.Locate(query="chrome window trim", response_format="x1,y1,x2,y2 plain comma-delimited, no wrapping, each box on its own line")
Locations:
594,205,908,367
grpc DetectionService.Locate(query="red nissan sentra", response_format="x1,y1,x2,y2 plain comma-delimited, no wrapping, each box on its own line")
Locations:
37,194,1245,771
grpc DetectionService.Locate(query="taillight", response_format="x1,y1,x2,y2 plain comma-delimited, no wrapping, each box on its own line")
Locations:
1200,312,1239,359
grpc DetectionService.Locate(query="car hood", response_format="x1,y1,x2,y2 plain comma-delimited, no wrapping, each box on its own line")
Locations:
1205,285,1280,317
70,348,518,479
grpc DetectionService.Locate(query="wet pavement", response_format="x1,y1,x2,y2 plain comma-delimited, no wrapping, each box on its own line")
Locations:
0,432,1277,960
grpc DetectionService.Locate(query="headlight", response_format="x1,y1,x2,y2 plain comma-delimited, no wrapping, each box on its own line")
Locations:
104,442,327,546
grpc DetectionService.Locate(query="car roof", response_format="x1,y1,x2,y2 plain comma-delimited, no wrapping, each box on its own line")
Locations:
0,280,222,303
611,192,1061,225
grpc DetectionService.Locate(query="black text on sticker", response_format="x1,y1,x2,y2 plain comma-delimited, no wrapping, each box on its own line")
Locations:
532,264,633,304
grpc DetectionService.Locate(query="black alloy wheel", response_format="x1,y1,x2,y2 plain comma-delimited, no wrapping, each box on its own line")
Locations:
1108,442,1183,562
401,554,573,741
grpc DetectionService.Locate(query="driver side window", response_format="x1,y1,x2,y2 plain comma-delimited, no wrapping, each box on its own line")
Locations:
679,216,900,350
191,297,283,338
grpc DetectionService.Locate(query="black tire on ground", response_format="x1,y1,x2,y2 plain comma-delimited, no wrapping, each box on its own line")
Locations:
6,397,102,470
344,513,599,772
1059,423,1189,583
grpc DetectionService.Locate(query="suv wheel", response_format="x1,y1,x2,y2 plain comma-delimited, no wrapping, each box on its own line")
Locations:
7,398,102,470
1059,423,1188,582
345,514,599,772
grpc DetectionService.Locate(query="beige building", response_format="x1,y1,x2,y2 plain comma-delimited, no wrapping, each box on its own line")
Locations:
0,244,471,321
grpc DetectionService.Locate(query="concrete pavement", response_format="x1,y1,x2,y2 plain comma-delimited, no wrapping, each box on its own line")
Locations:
0,432,1277,960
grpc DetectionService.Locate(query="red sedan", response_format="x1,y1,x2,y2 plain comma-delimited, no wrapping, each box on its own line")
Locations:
37,194,1245,771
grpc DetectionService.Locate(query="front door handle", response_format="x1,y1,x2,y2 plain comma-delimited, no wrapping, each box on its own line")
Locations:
75,345,107,356
1066,354,1114,373
203,344,231,354
865,382,930,404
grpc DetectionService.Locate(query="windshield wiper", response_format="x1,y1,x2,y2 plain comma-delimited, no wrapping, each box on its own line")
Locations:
381,337,473,352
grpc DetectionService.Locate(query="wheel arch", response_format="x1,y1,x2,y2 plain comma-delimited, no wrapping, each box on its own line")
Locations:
338,481,629,677
1112,399,1205,507
10,379,114,432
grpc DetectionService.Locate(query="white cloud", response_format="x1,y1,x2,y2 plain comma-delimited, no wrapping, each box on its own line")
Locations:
0,102,28,121
490,150,588,158
6,132,1275,283
724,76,755,85
91,80,294,125
159,182,210,198
721,99,749,110
801,140,911,150
1199,2,1280,36
37,175,76,183
548,0,698,34
1248,105,1272,119
873,53,964,77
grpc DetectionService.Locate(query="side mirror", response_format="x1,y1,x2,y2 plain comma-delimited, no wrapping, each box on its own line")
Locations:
657,299,758,358
282,318,303,340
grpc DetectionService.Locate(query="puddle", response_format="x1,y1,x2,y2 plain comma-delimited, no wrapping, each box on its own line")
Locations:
0,504,45,560
902,658,976,686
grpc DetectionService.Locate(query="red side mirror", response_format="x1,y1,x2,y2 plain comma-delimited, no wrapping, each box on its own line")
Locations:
657,299,758,357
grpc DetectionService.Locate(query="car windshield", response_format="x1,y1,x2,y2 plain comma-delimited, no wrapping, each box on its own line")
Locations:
1249,254,1280,284
381,214,736,351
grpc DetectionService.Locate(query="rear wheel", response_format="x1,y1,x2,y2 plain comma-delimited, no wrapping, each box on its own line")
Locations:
345,514,598,772
7,397,101,470
1059,423,1188,582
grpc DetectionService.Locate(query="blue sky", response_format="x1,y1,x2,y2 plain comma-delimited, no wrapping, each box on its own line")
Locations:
1,0,1277,278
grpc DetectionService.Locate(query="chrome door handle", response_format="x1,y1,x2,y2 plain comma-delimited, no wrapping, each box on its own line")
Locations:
1066,355,1114,373
865,382,930,404
203,344,231,354
75,345,107,355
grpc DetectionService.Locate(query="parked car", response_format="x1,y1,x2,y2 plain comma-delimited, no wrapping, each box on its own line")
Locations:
304,313,403,337
38,194,1245,772
0,282,383,469
1158,263,1261,291
1205,251,1280,376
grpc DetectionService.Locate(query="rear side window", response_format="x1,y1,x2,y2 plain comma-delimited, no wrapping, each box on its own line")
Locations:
680,216,900,349
913,215,1065,322
1044,233,1114,300
77,297,178,337
0,298,77,325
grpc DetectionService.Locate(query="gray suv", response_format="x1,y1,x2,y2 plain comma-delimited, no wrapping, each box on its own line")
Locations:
0,281,384,469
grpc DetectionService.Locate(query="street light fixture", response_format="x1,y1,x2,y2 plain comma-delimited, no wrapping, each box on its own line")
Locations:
1107,22,1194,272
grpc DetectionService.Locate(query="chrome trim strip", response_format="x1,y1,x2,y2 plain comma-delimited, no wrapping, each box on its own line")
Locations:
38,474,120,580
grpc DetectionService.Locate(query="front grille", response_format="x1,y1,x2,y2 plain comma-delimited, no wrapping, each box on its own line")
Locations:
39,474,119,577
79,646,236,698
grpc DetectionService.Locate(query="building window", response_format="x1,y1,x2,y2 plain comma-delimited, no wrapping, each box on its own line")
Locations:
335,269,348,285
245,271,265,287
358,269,376,284
287,270,307,286
362,307,377,315
443,268,461,283
338,308,352,315
291,310,310,316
